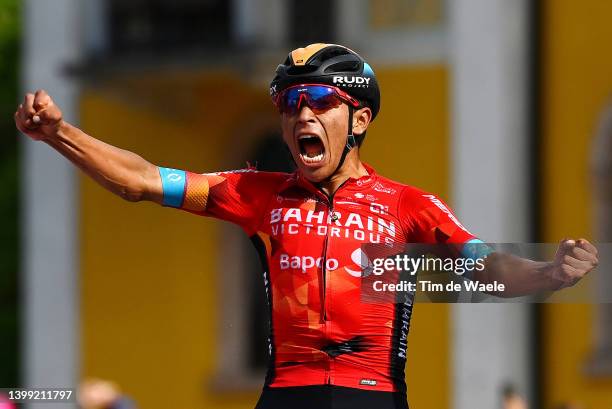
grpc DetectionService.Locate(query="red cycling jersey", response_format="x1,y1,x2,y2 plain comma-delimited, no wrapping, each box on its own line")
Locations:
158,163,477,393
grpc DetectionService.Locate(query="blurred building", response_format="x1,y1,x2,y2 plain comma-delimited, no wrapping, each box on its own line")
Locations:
20,1,612,409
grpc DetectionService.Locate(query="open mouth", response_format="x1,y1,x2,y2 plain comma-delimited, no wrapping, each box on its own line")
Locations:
297,134,326,164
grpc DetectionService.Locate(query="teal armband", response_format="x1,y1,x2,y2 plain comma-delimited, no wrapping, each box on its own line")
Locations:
158,167,186,207
461,239,494,261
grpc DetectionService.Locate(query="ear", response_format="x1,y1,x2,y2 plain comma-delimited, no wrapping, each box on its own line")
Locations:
352,106,372,136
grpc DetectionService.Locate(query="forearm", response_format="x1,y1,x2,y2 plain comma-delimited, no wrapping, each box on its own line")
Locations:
44,121,162,203
473,252,557,297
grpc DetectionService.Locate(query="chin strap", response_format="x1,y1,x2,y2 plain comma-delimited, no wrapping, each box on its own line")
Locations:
327,106,357,181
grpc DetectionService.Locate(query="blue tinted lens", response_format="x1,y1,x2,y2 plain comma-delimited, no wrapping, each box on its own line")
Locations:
306,86,335,100
284,89,301,112
279,86,339,114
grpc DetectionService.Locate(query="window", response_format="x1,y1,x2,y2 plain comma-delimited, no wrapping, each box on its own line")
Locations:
368,0,445,30
107,0,231,56
337,0,447,65
288,0,336,45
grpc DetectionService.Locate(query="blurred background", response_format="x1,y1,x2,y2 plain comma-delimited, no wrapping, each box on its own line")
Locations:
1,0,611,408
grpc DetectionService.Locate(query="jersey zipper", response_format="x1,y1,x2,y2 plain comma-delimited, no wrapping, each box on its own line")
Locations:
316,180,351,386
320,190,335,385
318,179,351,322
320,203,332,322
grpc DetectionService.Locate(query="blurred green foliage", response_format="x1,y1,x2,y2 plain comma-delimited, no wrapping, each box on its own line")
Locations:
0,0,20,386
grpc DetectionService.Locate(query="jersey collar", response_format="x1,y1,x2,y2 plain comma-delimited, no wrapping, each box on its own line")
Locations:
281,162,378,197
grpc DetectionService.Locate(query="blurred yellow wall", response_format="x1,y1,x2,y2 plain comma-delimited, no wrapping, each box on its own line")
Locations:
79,66,452,409
541,0,612,407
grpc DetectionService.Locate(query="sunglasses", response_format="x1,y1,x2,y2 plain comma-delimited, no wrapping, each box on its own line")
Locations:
273,84,360,115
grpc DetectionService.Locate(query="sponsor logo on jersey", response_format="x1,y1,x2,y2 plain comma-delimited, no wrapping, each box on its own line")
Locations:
355,192,378,202
279,253,339,273
397,296,412,359
210,168,258,176
422,194,471,233
356,177,372,186
345,248,374,278
276,194,302,203
269,207,396,244
369,203,389,215
360,379,377,386
373,182,397,195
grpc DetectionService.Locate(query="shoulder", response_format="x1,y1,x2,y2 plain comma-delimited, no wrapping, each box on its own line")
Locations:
399,185,444,209
374,175,457,227
367,174,407,196
371,174,437,209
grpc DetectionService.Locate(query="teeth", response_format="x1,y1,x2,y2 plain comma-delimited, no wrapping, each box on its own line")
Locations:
297,134,324,164
300,153,324,163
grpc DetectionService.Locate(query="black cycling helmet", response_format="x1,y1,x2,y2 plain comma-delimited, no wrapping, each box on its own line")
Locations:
270,44,380,178
270,43,380,120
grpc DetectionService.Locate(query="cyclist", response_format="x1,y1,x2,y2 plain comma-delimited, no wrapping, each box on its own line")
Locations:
15,43,598,409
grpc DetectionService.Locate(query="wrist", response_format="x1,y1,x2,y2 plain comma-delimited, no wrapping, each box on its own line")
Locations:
540,261,564,290
42,119,68,143
52,119,68,137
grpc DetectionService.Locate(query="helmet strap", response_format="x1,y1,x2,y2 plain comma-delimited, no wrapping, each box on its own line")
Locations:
327,106,356,180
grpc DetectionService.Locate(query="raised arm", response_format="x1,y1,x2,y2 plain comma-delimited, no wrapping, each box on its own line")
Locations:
402,189,599,298
474,239,599,297
14,89,163,204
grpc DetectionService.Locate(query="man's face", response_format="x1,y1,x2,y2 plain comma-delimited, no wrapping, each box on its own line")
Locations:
280,102,351,182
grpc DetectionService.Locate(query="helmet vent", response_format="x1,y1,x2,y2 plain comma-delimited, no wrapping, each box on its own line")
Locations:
287,65,319,75
316,47,350,62
324,61,360,73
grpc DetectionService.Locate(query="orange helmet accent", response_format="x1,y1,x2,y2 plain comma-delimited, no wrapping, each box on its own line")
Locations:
290,43,329,66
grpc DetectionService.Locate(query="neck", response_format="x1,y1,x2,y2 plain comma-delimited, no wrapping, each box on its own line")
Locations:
317,150,368,197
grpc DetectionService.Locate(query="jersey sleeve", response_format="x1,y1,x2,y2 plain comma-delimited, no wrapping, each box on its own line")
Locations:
398,187,494,277
157,167,282,235
399,187,476,244
399,187,493,280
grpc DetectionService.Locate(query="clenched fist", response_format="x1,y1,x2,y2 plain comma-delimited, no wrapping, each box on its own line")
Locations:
77,378,121,409
551,238,598,288
14,89,63,141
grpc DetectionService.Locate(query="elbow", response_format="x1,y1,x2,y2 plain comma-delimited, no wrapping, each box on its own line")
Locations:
109,166,161,204
111,172,151,203
484,282,525,298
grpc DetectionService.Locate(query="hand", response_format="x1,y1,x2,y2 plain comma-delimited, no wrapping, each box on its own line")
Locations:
77,378,121,409
551,238,598,289
14,89,63,141
503,394,528,409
